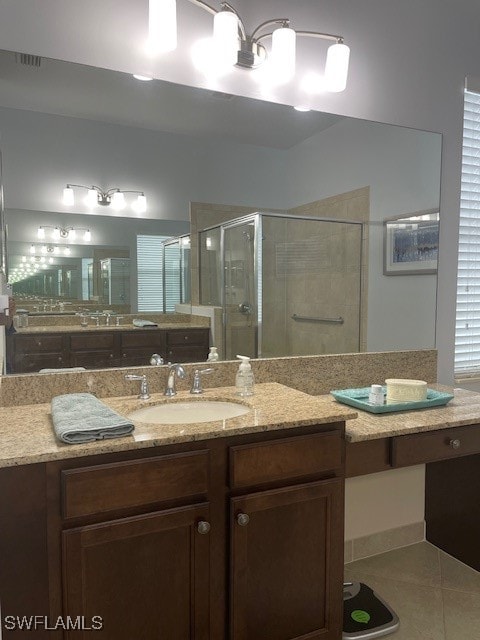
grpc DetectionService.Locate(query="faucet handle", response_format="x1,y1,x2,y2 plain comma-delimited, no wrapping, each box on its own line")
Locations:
125,373,150,400
150,353,164,366
190,368,214,394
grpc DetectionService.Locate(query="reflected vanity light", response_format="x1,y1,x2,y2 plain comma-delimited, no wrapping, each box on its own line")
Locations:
146,0,350,91
37,224,92,242
63,184,147,213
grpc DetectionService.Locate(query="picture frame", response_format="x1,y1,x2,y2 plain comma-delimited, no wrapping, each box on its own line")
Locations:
383,210,439,275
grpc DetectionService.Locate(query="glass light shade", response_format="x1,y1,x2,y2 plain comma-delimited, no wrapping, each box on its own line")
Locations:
49,257,54,264
271,26,296,83
85,188,98,207
53,246,60,255
41,245,47,255
111,191,126,210
62,186,74,206
37,226,45,239
147,0,177,55
133,74,153,81
324,42,350,92
64,247,71,256
41,264,48,270
84,229,92,242
52,227,60,240
30,256,35,263
213,10,239,67
29,244,35,254
192,38,232,78
132,194,147,213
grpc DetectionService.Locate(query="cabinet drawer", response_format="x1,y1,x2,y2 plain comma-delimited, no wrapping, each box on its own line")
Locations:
166,345,209,363
70,333,115,350
167,329,209,346
62,451,209,519
392,424,480,467
122,330,166,349
230,431,342,489
15,334,64,353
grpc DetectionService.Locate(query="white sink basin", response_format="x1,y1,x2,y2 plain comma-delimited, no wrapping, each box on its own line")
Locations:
128,400,250,424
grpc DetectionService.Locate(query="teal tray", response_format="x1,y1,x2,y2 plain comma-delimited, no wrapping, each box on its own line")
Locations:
330,387,454,414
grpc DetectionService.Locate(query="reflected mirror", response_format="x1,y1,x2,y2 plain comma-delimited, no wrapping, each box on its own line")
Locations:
0,49,442,373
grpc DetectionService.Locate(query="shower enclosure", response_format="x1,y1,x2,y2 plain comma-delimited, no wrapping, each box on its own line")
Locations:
199,212,364,360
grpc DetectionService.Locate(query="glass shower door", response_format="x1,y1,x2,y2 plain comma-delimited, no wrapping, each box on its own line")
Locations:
223,217,259,360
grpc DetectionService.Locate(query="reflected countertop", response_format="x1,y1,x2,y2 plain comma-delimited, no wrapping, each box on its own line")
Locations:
13,323,209,334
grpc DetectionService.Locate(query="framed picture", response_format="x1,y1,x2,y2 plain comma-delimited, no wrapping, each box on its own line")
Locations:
383,210,439,275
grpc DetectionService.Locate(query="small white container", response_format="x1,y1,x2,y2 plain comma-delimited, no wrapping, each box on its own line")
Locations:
385,378,427,403
368,384,385,405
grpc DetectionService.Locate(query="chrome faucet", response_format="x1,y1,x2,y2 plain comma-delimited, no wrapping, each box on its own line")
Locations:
190,368,213,394
165,364,186,397
150,353,164,366
125,373,150,400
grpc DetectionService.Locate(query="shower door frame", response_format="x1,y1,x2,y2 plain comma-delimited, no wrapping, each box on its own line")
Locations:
220,213,263,360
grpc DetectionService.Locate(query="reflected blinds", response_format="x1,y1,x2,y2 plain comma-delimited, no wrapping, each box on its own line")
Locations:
455,90,480,374
137,235,169,312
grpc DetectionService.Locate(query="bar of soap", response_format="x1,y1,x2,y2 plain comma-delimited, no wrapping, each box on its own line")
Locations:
385,378,428,403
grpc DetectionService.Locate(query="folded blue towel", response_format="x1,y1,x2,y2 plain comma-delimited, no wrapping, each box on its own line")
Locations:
51,393,134,444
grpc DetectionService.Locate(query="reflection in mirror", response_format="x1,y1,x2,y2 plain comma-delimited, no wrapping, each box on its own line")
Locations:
0,48,442,373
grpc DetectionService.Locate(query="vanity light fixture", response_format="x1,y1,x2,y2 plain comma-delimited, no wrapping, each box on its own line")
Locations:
63,185,147,213
145,0,350,92
37,224,92,242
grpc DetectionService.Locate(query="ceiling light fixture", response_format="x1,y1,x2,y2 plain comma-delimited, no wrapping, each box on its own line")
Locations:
63,184,147,213
37,224,92,242
146,0,350,92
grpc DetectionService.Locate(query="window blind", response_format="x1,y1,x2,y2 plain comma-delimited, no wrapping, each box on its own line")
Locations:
137,235,170,312
455,90,480,374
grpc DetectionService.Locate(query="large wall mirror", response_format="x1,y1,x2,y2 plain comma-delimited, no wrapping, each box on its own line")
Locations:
0,48,441,373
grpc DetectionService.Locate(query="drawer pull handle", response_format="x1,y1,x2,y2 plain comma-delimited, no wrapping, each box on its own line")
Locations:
449,438,461,450
197,520,211,535
237,513,250,527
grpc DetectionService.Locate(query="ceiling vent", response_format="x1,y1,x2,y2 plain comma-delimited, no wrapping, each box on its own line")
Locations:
15,53,42,68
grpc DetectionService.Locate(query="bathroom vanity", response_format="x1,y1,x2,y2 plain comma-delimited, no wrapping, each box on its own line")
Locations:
8,326,210,373
0,384,355,640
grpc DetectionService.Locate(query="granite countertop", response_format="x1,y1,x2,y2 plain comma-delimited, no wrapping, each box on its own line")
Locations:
15,323,208,334
342,386,480,442
0,383,356,468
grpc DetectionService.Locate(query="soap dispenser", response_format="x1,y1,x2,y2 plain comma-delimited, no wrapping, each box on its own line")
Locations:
235,355,254,397
207,346,219,362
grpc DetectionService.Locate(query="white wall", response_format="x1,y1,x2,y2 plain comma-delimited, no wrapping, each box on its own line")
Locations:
0,106,286,218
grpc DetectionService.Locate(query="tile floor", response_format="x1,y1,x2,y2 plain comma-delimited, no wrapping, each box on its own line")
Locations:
344,541,480,640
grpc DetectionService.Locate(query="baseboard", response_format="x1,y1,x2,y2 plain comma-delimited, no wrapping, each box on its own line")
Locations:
345,521,425,563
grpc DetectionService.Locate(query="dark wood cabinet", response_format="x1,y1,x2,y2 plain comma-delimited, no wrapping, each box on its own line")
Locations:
230,479,344,640
166,329,210,363
10,327,209,372
63,504,211,639
0,423,345,639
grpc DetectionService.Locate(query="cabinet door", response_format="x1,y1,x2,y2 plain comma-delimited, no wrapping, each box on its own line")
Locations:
63,503,211,640
230,479,344,640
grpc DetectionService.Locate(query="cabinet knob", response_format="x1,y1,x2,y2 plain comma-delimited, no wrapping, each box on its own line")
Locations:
197,520,211,535
109,353,114,359
58,357,62,362
237,513,250,527
449,438,461,450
